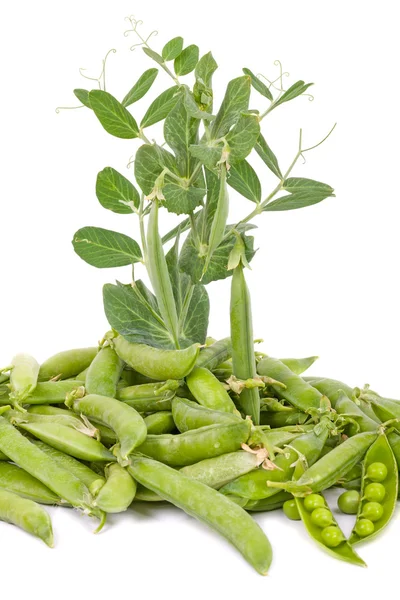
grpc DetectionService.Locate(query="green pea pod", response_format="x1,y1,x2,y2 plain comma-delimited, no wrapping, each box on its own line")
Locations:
258,357,323,413
180,448,268,489
39,347,98,381
94,463,136,513
195,337,232,371
66,393,147,464
85,346,124,398
268,431,378,496
0,374,10,385
128,456,272,575
186,367,238,414
203,164,229,276
113,335,200,381
244,491,293,512
334,392,378,435
303,377,355,408
31,440,105,495
144,411,176,435
220,424,330,500
295,493,366,567
349,432,398,544
9,353,40,411
0,488,54,547
9,409,98,438
251,427,309,449
0,462,61,505
147,200,179,346
120,368,158,386
260,410,309,427
136,419,251,466
117,380,179,401
133,484,164,502
279,356,319,375
172,396,240,432
230,264,260,425
16,380,86,405
0,451,8,460
16,421,115,463
0,417,97,513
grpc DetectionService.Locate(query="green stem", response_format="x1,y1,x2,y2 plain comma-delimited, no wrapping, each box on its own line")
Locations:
139,194,148,263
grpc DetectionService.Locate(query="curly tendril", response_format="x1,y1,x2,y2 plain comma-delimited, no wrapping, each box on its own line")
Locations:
124,15,158,51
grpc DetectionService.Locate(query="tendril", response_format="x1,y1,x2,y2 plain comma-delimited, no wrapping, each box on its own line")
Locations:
258,72,289,93
124,14,159,52
301,123,337,153
127,156,135,169
304,93,314,102
55,105,85,114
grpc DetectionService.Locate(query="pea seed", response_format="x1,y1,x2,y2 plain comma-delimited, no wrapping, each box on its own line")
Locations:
355,518,375,537
283,499,301,521
366,462,388,482
310,507,333,528
361,501,384,522
303,494,325,512
364,482,386,503
320,526,344,548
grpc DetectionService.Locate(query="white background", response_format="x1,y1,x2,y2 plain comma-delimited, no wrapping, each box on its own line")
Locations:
0,1,399,598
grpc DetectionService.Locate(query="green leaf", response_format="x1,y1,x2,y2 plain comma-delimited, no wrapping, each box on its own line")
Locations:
273,81,313,109
183,87,213,120
103,283,173,349
163,182,205,215
263,179,334,211
74,89,91,108
227,160,261,203
174,44,199,76
195,52,218,87
180,225,255,284
282,177,334,195
96,167,139,214
164,97,200,176
242,68,273,101
134,144,179,195
89,90,139,139
226,113,260,162
122,68,158,107
189,142,223,171
211,76,251,138
142,47,165,67
140,86,181,128
161,217,191,244
255,134,282,180
134,280,161,316
162,36,184,61
72,226,142,268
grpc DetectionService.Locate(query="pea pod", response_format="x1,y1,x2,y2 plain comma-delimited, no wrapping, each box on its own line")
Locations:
303,377,354,407
85,346,124,398
66,393,147,463
172,396,240,432
195,337,232,371
0,462,61,505
268,432,378,496
39,347,98,381
279,356,319,376
244,491,293,512
113,334,200,381
258,357,324,413
9,409,99,438
116,380,179,410
0,451,8,460
186,367,238,414
16,421,115,462
9,353,40,411
260,410,309,427
128,456,272,575
144,411,176,435
0,488,53,547
334,392,378,435
203,164,230,275
11,380,85,405
230,264,260,424
136,419,251,466
94,463,136,513
349,432,398,544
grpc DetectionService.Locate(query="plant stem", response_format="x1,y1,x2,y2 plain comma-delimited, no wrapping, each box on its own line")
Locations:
139,194,148,263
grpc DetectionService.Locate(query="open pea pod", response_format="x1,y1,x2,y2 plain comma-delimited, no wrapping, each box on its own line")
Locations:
296,494,366,567
349,432,398,545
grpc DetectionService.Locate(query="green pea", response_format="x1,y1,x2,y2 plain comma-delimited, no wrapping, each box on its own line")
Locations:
361,501,384,522
310,507,333,528
366,462,388,482
354,518,375,537
364,482,386,503
337,490,360,515
320,526,344,548
283,499,301,520
303,493,325,512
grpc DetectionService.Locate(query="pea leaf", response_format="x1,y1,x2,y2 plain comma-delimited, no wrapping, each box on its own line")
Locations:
74,89,91,108
195,52,218,87
273,81,313,109
134,143,179,195
226,113,260,162
96,167,139,214
183,87,214,120
89,90,139,139
163,182,205,215
140,86,181,128
161,216,191,244
72,226,142,268
263,179,334,211
242,68,273,101
227,160,261,203
174,44,199,76
180,225,256,284
122,68,158,107
255,134,282,180
162,36,184,61
103,283,173,349
282,177,334,195
189,142,223,171
134,279,161,316
164,97,200,176
211,76,251,138
142,47,165,67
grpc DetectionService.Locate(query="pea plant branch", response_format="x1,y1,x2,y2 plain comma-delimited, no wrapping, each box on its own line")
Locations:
67,18,335,424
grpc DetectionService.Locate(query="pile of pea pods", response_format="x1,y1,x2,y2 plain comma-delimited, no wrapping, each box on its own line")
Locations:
0,335,399,574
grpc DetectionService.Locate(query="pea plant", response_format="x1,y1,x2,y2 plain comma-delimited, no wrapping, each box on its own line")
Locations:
68,17,335,424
